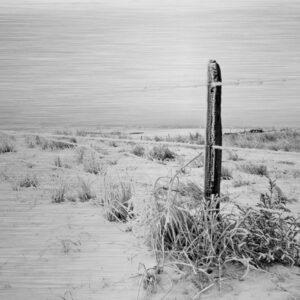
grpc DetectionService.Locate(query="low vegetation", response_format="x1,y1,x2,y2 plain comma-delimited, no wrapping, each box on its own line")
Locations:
135,175,300,291
83,151,104,174
14,174,39,189
52,182,68,203
102,177,133,222
132,145,145,157
25,135,74,150
227,151,240,161
232,176,251,188
77,178,95,202
239,162,268,176
0,137,16,154
147,132,205,145
224,129,300,152
149,146,175,161
221,166,233,180
54,156,63,167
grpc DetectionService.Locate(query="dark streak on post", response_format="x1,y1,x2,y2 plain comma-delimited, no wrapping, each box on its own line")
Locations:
204,60,222,211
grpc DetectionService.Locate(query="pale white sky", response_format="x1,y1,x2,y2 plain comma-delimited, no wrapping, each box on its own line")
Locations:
0,0,299,128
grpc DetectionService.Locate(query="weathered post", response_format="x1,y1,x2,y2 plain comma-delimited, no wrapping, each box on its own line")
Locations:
204,60,222,211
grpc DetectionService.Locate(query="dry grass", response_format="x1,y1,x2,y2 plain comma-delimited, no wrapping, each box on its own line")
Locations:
226,151,240,161
221,166,233,180
132,145,145,157
13,174,39,190
77,177,95,202
83,152,104,174
151,132,205,145
0,137,16,154
25,135,74,150
76,129,89,136
239,162,268,176
109,141,118,147
149,146,175,161
52,182,68,203
54,156,63,167
19,174,39,188
54,129,73,136
102,176,133,222
224,129,300,152
135,171,300,290
232,176,252,188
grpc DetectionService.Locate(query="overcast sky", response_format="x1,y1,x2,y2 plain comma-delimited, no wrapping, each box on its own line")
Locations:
0,0,299,128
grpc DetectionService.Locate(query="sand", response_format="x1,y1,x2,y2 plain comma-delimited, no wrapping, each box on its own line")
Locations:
0,129,299,299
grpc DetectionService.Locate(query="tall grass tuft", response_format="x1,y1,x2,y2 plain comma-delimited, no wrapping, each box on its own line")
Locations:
0,137,16,154
102,176,133,222
77,177,95,202
136,173,300,288
52,182,68,203
83,151,104,174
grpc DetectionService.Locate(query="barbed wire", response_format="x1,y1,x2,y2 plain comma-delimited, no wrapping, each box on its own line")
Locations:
92,77,300,94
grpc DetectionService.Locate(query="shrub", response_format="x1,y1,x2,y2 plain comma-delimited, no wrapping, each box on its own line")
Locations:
154,136,163,142
132,145,145,157
102,177,133,222
239,163,268,176
0,138,16,153
149,146,175,161
77,178,95,202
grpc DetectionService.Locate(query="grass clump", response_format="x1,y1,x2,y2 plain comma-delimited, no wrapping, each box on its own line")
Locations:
54,156,63,167
137,174,299,289
149,146,175,161
25,135,73,150
102,177,133,222
76,129,89,136
77,178,95,202
16,174,39,188
221,166,233,180
83,152,104,174
239,163,268,176
227,151,240,161
132,145,145,157
55,129,73,136
52,182,68,203
0,137,16,154
232,176,251,188
153,133,205,145
109,141,118,147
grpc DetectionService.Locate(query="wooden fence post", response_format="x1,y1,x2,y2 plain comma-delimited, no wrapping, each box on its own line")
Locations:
204,60,222,211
